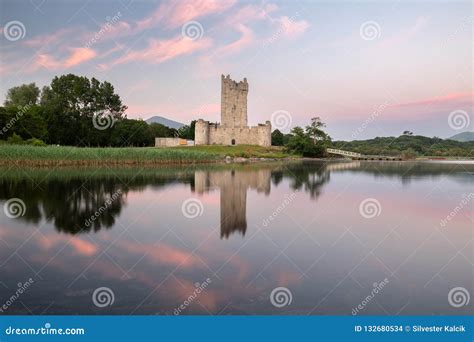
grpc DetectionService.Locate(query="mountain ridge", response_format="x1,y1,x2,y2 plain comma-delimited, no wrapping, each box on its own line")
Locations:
448,131,474,142
145,116,185,130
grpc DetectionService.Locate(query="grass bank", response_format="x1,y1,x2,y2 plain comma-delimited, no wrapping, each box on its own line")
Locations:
0,145,295,166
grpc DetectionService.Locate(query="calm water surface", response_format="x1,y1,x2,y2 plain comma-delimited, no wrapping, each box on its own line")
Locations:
0,161,472,315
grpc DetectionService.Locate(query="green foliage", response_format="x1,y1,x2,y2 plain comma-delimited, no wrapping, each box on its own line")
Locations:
26,138,46,146
4,83,40,107
7,133,24,145
5,105,47,140
175,145,292,158
271,129,284,146
177,120,196,140
285,117,331,157
110,119,153,147
40,74,127,146
148,122,177,138
305,117,331,142
332,135,474,157
401,148,417,159
2,77,203,148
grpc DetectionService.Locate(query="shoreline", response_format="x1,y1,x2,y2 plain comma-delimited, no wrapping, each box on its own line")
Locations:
0,145,471,168
2,156,473,168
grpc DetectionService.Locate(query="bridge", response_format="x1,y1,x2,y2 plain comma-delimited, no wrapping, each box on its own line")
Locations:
326,148,402,161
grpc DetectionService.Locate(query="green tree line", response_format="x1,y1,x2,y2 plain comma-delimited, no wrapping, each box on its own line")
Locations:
331,135,474,157
0,74,195,147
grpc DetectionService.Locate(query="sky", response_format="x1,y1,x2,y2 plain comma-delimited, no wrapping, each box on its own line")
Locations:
0,0,472,140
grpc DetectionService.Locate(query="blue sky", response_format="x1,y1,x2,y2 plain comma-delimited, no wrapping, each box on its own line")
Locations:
0,0,472,139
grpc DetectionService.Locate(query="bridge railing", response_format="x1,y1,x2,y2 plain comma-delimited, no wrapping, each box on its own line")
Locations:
326,148,362,157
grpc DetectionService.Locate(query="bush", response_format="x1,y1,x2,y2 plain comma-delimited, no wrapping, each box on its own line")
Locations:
7,133,24,145
26,138,46,146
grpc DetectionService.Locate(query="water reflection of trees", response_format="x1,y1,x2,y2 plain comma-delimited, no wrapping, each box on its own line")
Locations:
1,161,469,236
0,173,194,234
274,162,330,199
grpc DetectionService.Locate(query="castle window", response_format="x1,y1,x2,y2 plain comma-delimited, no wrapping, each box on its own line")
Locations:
231,139,236,145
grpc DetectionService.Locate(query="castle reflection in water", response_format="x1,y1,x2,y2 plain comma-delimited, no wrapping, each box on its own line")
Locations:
193,168,272,238
1,160,464,239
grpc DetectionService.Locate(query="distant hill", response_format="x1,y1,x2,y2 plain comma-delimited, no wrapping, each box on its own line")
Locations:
145,116,185,130
332,135,474,157
447,131,474,142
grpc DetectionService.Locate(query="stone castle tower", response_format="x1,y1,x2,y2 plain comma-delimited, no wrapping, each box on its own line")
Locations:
221,75,248,128
195,75,271,146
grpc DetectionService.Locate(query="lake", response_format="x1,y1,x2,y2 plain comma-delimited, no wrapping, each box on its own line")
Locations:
0,161,472,315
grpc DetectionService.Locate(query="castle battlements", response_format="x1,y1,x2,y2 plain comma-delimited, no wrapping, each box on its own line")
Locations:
195,75,271,147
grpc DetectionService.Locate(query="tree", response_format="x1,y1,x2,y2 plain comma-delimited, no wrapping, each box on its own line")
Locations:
4,83,40,107
285,118,331,157
40,74,127,146
178,120,196,140
148,122,177,138
402,130,413,136
271,129,284,146
401,148,417,160
306,117,331,143
8,105,47,140
286,127,325,157
110,119,153,146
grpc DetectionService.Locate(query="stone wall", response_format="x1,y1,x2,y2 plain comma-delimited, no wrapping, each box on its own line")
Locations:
207,122,271,146
155,137,187,147
195,75,271,147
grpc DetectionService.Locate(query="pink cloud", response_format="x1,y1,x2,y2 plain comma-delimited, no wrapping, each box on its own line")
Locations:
137,0,236,31
228,3,278,25
276,15,310,37
109,35,212,68
35,234,97,257
215,24,255,56
23,27,78,48
390,92,473,108
33,47,97,70
116,240,200,269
